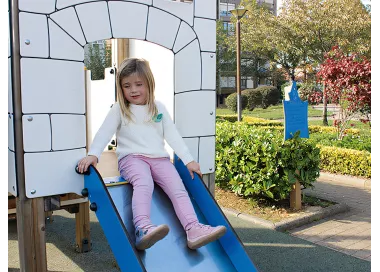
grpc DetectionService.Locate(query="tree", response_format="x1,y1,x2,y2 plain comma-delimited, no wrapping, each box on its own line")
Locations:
316,46,371,139
217,18,279,103
238,0,371,125
237,0,305,79
84,40,112,80
279,0,371,125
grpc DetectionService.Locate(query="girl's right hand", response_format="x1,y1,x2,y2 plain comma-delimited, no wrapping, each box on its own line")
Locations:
77,155,98,173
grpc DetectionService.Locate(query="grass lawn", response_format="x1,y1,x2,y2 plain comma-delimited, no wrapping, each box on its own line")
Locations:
216,104,334,120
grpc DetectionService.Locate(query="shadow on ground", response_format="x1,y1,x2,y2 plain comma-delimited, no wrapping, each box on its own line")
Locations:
8,209,371,272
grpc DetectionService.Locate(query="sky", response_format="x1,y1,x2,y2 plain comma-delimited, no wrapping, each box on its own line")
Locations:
361,0,371,5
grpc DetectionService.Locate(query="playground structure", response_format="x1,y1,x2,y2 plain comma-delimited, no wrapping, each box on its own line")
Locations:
8,0,257,271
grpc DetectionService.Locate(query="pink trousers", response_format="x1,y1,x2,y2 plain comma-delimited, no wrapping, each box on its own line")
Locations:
118,154,198,230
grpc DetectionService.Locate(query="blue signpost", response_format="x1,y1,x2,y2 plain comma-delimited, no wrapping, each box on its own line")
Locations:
283,80,309,140
283,80,308,210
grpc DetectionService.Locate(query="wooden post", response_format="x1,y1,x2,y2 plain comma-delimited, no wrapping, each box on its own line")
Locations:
118,39,129,67
290,170,302,210
15,198,48,272
73,68,92,253
112,38,129,69
11,0,48,270
32,199,48,269
75,202,91,252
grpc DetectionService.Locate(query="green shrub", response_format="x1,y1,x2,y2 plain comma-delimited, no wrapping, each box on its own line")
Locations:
255,86,281,108
277,131,321,190
225,93,248,112
319,146,371,178
242,89,263,110
215,123,320,201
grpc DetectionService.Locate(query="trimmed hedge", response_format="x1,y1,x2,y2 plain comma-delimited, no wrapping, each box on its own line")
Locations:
256,86,281,108
225,93,248,112
216,115,238,122
309,125,360,135
242,89,263,110
217,115,360,135
243,116,283,127
318,146,371,178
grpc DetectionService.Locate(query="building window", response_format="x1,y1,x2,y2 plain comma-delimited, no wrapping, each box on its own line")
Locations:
219,2,236,17
219,94,224,105
222,22,234,35
221,76,236,88
241,78,247,89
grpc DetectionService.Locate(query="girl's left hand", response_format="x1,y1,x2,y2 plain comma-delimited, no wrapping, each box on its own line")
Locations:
186,161,202,179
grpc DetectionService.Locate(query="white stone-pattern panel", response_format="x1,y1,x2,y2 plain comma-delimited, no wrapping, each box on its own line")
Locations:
108,2,148,40
202,52,216,90
172,22,196,53
57,0,152,9
21,59,85,114
8,150,17,196
51,115,86,150
75,2,112,43
50,7,87,46
146,8,180,49
175,91,215,137
153,0,193,26
57,0,102,9
8,114,14,151
194,18,216,52
49,19,84,61
19,12,49,58
23,114,51,152
182,137,199,163
19,0,56,14
24,149,86,198
8,58,12,113
175,40,201,93
194,0,216,20
199,136,215,174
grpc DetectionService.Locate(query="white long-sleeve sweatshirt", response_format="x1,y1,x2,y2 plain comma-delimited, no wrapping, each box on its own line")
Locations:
87,101,194,165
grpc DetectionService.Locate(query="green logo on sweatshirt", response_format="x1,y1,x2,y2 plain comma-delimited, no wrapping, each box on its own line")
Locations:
152,113,163,123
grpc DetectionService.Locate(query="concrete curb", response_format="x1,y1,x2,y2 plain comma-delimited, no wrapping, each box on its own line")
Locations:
221,201,350,233
319,172,371,189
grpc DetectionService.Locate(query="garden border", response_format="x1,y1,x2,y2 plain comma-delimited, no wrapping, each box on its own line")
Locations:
221,201,349,232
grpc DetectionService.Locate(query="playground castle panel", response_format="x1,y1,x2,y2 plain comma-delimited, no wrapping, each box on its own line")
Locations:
9,0,217,199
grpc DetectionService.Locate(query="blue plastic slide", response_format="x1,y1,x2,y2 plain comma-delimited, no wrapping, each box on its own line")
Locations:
81,159,258,271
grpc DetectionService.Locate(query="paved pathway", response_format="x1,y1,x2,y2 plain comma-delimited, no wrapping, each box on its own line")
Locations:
289,174,371,261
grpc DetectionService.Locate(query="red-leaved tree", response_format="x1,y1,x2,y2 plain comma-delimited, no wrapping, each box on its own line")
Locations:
316,46,371,139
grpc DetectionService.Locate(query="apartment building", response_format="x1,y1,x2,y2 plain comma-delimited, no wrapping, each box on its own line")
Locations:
217,0,277,107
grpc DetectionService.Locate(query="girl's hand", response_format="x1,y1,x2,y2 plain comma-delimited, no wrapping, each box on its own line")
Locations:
77,155,98,173
186,161,202,180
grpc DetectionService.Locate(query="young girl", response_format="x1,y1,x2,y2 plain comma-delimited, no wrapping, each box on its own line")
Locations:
77,58,226,251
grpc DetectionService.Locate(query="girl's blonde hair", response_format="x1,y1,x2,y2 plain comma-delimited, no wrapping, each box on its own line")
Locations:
116,58,158,122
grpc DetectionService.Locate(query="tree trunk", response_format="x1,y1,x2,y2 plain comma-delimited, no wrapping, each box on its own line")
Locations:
322,84,328,126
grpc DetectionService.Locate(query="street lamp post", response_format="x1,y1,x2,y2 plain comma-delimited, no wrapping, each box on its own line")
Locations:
231,7,247,122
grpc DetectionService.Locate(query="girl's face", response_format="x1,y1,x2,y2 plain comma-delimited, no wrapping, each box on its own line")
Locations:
121,73,148,105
